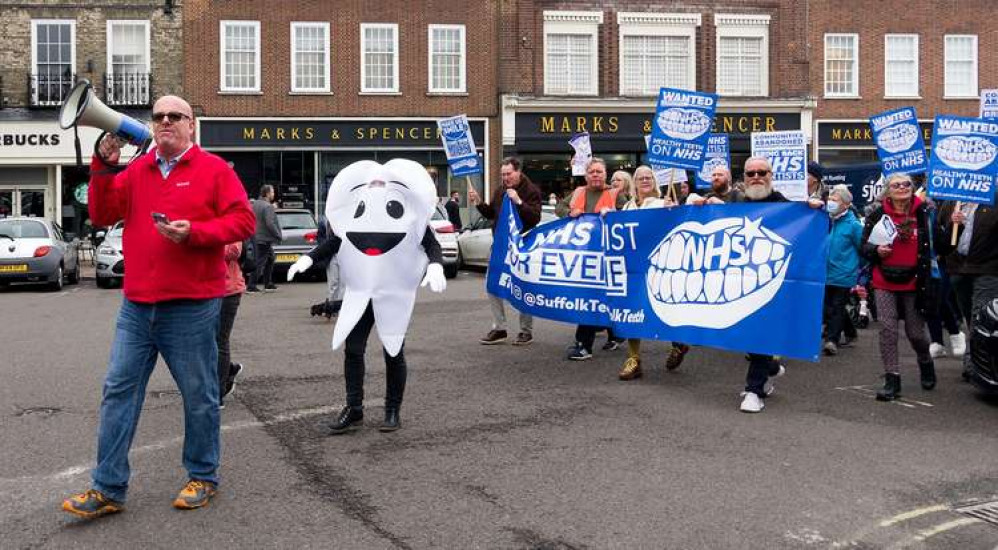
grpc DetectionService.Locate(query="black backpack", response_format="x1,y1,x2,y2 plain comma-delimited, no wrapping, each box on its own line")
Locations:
239,237,257,273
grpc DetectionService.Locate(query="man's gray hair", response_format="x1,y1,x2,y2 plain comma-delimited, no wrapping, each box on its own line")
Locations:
829,184,852,204
744,156,772,171
586,157,607,171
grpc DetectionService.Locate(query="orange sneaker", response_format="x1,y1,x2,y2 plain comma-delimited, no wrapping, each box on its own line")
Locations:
172,479,217,510
62,489,123,519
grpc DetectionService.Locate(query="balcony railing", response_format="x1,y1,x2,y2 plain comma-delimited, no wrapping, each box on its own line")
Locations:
29,72,75,107
104,72,152,107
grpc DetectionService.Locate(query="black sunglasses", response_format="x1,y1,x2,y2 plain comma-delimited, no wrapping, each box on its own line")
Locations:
745,170,770,178
152,112,191,123
889,181,913,189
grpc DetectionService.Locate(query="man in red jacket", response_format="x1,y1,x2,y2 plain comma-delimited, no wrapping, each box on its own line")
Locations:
62,95,255,519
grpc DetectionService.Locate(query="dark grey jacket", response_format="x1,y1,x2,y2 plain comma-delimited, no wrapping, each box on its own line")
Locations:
252,199,282,244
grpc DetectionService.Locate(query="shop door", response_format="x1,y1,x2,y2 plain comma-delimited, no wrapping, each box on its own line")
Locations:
0,187,48,219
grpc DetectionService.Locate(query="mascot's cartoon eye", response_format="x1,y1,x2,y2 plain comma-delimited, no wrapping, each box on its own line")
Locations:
354,201,366,218
386,200,404,219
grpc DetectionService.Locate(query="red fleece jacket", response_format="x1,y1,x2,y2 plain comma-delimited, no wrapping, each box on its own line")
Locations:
88,145,256,303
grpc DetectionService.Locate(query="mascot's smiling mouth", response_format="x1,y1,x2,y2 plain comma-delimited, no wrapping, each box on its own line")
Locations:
346,232,406,256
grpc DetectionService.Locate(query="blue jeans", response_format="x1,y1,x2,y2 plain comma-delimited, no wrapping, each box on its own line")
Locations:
92,298,222,502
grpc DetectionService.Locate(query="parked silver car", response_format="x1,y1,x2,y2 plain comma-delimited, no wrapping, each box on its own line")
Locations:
0,217,80,291
457,208,557,268
431,205,459,278
274,208,319,271
95,221,124,288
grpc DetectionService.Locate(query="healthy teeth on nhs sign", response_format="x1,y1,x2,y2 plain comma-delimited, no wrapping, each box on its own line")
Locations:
646,217,791,329
877,123,919,154
658,108,712,141
936,136,998,170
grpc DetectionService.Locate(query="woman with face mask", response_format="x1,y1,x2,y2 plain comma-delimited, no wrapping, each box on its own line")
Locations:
822,185,864,356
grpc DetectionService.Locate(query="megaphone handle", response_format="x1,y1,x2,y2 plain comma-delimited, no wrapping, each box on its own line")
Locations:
74,124,82,168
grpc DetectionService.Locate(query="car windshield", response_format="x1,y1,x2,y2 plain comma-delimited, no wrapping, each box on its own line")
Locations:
0,219,48,239
108,223,124,238
432,208,446,221
277,212,316,230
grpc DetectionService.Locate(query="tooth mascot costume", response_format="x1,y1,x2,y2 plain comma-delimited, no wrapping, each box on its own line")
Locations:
287,159,446,433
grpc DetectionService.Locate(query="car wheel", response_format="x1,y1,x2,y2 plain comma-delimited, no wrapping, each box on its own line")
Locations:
67,264,80,285
96,275,112,289
444,263,458,279
49,265,64,291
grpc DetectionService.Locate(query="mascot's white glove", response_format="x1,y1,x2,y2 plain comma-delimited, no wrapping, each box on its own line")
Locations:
286,255,314,281
420,263,447,293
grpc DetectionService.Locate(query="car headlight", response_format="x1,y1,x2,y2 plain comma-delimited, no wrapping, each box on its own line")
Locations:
98,245,118,256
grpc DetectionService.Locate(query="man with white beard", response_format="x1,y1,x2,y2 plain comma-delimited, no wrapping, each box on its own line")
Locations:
729,156,822,412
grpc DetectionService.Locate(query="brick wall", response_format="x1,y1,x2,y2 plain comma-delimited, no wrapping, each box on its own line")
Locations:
811,0,997,120
500,0,809,99
0,1,183,108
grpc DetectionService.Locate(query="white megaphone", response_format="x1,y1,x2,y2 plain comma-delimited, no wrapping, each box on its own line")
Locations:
59,79,152,148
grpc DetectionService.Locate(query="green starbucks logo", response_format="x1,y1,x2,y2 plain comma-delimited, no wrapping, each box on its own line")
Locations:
74,183,89,205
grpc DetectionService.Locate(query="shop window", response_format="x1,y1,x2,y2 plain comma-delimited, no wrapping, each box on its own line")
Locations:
428,25,465,93
944,35,977,98
220,20,261,92
824,33,858,98
31,20,75,106
291,22,330,93
884,34,918,98
715,14,769,97
543,11,602,96
361,23,399,93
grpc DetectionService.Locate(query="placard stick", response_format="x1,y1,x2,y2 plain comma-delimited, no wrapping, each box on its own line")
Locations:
951,201,962,246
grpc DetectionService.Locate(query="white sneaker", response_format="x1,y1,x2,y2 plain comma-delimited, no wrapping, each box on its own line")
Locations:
740,392,765,413
929,342,947,359
950,332,967,357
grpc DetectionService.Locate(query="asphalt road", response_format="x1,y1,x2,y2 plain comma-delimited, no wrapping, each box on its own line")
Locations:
1,268,997,549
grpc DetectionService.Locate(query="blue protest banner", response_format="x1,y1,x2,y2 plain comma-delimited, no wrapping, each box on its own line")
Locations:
980,90,998,120
927,115,998,205
646,88,718,171
868,107,927,176
437,115,482,177
751,131,808,201
486,198,828,361
695,134,731,190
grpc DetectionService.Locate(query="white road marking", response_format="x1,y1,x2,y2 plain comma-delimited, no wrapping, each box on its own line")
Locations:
910,517,983,542
834,385,932,408
878,504,950,527
0,404,339,486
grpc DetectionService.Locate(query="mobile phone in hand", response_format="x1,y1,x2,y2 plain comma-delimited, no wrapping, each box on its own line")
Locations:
152,212,170,224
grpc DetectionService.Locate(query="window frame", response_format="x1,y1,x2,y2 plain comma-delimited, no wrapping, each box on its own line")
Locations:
427,24,466,93
219,20,261,93
944,34,978,99
714,13,770,98
290,21,331,93
543,10,603,97
616,12,700,96
30,19,77,105
884,34,919,99
105,20,151,76
823,32,859,98
360,23,400,94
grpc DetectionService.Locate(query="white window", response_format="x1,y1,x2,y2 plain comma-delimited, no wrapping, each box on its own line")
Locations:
824,33,859,97
617,13,700,96
715,14,770,97
884,34,918,98
291,22,330,93
30,20,75,106
220,21,260,92
361,23,399,93
106,20,151,105
543,11,603,96
428,25,466,93
945,35,977,98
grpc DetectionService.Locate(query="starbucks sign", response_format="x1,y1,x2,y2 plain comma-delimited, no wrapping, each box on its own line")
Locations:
73,183,88,205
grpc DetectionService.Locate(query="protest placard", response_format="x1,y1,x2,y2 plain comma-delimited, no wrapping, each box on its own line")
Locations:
646,87,718,171
927,115,998,205
695,134,730,190
980,90,998,120
569,132,592,176
868,107,927,176
437,115,482,177
750,130,808,201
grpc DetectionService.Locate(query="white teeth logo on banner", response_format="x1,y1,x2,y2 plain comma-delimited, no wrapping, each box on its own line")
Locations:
658,108,712,140
646,217,791,329
877,123,919,154
936,136,998,170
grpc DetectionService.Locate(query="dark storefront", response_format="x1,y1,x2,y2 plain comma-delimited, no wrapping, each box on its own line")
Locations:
198,118,489,219
507,109,803,198
816,120,934,167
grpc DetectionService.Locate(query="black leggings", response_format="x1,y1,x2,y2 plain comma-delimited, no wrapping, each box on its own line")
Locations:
344,303,407,410
216,293,241,393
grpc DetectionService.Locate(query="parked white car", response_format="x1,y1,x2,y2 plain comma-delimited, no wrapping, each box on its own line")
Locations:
430,205,459,278
0,217,80,291
457,209,557,269
95,221,124,288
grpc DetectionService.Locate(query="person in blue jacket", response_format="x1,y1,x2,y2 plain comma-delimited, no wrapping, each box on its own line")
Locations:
823,184,864,355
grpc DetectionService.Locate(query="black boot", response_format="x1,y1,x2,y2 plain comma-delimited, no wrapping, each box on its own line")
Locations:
324,406,363,435
379,408,400,432
919,360,937,390
876,373,901,401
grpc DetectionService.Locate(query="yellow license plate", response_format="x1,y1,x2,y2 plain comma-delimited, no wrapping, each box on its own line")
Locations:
275,253,301,264
0,264,28,273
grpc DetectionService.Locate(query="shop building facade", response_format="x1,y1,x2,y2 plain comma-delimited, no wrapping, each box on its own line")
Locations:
498,1,812,198
183,0,500,221
810,0,998,167
0,0,183,235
